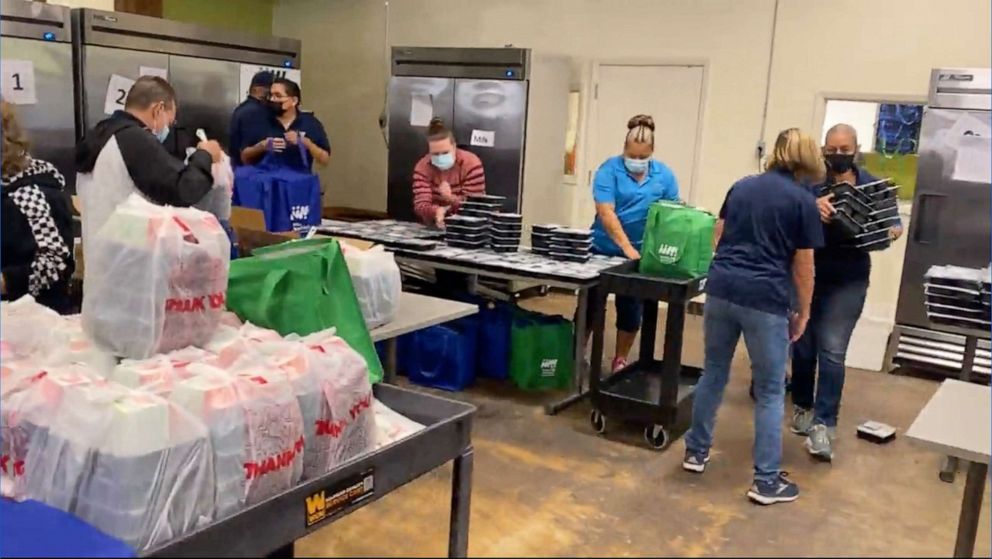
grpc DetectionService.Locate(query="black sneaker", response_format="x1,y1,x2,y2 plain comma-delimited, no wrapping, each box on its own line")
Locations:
747,473,799,505
682,449,710,473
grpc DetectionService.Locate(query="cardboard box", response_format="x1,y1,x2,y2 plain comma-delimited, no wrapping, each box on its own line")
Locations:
230,207,297,256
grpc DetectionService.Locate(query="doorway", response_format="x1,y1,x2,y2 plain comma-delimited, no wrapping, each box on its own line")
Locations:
575,63,705,225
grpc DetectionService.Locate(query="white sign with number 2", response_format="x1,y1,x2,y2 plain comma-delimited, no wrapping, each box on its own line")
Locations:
1,60,38,105
104,74,136,116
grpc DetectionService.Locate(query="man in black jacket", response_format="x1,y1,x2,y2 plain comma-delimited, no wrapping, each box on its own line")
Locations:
75,76,224,255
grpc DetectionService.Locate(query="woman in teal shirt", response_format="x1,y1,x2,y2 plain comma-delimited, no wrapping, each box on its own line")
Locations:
588,114,680,372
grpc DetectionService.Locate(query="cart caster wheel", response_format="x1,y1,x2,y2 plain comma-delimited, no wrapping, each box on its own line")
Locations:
590,409,607,435
939,470,957,484
644,424,670,450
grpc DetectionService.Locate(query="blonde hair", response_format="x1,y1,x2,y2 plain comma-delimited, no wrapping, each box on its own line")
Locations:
766,127,825,182
1,101,30,178
624,114,655,148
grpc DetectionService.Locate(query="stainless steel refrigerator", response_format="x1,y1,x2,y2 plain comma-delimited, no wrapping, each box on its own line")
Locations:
387,47,530,221
1,0,77,190
72,8,301,149
888,68,992,378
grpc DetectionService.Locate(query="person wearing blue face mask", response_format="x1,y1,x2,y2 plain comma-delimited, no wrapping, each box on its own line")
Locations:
75,76,223,256
412,118,486,227
586,114,680,372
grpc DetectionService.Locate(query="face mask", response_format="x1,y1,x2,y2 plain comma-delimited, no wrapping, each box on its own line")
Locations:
269,100,286,116
154,123,170,144
624,157,649,175
825,153,855,174
432,152,455,171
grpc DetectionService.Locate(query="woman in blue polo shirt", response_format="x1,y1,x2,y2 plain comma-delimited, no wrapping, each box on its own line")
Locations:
240,77,330,170
588,114,679,372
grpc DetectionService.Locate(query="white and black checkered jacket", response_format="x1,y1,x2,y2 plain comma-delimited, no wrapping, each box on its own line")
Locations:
1,157,75,312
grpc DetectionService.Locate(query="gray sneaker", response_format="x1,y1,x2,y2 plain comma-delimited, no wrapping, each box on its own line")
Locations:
790,407,814,435
805,424,833,461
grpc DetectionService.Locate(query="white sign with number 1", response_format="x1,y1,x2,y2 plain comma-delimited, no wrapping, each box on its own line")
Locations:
104,74,135,116
1,60,38,105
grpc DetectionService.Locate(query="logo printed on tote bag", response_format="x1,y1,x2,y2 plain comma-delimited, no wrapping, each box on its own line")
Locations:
290,205,311,221
540,358,558,377
656,243,680,264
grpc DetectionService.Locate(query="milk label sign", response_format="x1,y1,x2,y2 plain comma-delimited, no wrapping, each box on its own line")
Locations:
540,358,558,377
656,243,679,264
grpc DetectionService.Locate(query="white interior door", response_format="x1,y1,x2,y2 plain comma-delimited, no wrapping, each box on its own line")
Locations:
577,64,704,225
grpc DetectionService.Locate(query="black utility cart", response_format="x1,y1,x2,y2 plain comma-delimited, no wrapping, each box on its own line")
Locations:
145,384,476,558
588,261,705,450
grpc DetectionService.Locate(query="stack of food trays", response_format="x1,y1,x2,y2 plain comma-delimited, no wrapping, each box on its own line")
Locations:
530,224,561,257
822,179,900,252
490,212,523,253
444,215,490,249
923,265,992,331
549,228,593,263
459,194,506,218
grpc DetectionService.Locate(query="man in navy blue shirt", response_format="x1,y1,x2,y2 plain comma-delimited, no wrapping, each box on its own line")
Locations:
228,71,273,166
239,78,330,171
789,123,903,461
683,128,825,506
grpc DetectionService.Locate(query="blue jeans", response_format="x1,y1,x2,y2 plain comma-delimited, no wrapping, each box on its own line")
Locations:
791,279,868,428
685,297,789,483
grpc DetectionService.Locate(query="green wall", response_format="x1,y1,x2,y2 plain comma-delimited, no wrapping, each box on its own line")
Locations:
162,0,276,37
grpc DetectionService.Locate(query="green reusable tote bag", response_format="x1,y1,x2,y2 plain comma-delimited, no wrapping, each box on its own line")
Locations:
639,201,716,279
227,237,384,383
509,310,574,391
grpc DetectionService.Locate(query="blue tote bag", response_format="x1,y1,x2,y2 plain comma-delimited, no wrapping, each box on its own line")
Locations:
233,140,321,233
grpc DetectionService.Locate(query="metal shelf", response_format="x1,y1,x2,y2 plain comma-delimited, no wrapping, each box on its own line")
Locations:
145,384,476,558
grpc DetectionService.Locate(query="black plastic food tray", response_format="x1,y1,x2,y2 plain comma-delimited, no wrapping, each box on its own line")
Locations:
145,384,475,558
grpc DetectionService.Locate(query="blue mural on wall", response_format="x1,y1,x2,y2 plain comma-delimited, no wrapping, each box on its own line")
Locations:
875,103,924,155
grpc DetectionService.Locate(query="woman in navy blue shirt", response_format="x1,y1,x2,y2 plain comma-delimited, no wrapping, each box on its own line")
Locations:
683,128,824,506
588,114,679,372
240,78,330,171
789,123,902,461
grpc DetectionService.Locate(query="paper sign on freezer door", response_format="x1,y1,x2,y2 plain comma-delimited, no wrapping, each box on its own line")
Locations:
1,60,37,105
470,129,495,148
105,74,136,115
410,94,432,127
139,66,168,80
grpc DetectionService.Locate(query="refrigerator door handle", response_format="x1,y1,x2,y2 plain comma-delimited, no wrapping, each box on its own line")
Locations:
912,193,947,245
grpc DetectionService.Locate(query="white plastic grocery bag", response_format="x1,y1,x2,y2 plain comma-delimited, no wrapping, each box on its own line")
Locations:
341,244,402,329
22,381,215,552
194,154,234,221
82,194,231,359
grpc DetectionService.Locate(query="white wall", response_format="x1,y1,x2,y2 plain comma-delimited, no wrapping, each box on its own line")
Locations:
274,0,992,370
274,0,777,215
46,0,115,9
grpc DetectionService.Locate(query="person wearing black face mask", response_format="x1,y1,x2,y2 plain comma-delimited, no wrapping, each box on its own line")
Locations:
787,123,903,463
240,77,330,171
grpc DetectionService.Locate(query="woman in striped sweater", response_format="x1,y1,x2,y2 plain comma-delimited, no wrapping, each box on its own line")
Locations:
411,118,486,227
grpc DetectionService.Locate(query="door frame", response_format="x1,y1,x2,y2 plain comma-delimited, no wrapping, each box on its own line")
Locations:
572,58,709,225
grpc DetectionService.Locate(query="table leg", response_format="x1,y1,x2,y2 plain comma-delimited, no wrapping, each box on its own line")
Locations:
384,338,398,384
448,447,474,558
941,455,960,484
545,287,591,415
953,460,988,558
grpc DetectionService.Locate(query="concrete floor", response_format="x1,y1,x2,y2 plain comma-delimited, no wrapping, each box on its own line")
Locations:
299,294,991,557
